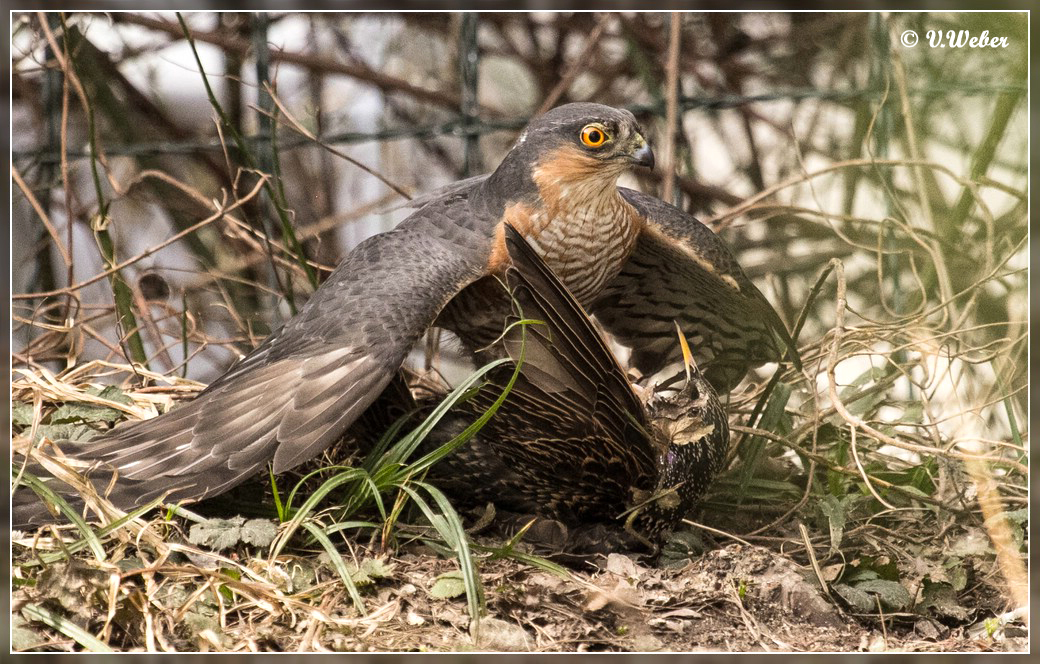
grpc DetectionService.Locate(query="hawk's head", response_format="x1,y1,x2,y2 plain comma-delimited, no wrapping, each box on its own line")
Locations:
488,103,654,199
518,103,654,171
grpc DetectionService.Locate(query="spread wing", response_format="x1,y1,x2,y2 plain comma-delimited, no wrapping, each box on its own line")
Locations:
593,188,798,391
14,192,492,526
449,224,656,521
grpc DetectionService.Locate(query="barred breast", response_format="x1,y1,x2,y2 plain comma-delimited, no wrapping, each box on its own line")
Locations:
437,200,639,353
439,180,641,353
522,206,639,305
508,178,642,307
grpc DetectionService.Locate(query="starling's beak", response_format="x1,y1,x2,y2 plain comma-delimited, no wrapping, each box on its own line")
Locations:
674,320,696,386
630,134,655,170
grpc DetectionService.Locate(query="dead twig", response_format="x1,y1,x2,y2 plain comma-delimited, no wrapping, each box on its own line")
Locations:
535,15,611,116
660,12,681,203
13,174,268,301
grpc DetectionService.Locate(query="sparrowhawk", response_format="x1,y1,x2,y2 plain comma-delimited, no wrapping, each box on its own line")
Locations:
13,102,794,527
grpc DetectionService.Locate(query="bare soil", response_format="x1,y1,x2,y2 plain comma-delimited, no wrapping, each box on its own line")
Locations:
11,530,1025,653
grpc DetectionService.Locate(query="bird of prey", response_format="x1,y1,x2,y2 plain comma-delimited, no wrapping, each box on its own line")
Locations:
13,102,793,527
417,225,730,552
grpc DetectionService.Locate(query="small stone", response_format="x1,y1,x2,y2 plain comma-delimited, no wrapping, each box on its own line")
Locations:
630,633,665,651
474,617,533,651
406,610,425,626
606,553,640,579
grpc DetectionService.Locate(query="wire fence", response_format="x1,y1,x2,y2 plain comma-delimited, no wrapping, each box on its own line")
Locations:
12,84,1025,165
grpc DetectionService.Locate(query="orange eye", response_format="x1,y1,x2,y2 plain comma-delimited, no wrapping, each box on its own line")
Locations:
580,124,609,148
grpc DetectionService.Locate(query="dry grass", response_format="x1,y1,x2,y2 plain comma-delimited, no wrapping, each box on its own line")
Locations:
11,11,1027,652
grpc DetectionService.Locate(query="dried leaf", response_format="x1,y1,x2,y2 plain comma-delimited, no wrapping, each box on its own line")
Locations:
920,580,970,621
11,401,35,427
948,529,992,558
351,558,395,586
50,388,129,424
606,553,640,579
832,583,874,612
10,612,43,651
818,495,847,552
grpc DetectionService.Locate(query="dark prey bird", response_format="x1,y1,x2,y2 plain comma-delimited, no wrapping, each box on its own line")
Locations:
14,103,793,527
418,224,730,552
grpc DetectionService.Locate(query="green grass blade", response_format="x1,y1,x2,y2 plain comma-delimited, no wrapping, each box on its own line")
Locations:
283,464,362,516
397,482,484,631
361,410,416,474
300,521,367,615
380,357,511,469
269,466,286,522
737,382,792,500
21,603,113,652
322,520,382,536
405,321,534,476
14,471,107,562
271,468,368,560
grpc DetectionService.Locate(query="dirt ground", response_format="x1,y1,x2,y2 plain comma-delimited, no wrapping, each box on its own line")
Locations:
327,542,1024,653
12,528,1026,653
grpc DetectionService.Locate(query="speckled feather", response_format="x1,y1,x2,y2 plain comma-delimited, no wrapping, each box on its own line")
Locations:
425,225,730,547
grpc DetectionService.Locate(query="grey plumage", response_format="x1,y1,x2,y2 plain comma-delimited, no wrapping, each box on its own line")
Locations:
594,188,798,391
13,102,792,528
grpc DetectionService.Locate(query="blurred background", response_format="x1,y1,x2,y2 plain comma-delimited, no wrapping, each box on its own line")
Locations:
10,11,1029,650
11,12,1027,390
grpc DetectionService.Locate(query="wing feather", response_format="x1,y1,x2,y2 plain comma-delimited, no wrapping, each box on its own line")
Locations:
594,188,798,390
14,190,493,526
448,225,657,518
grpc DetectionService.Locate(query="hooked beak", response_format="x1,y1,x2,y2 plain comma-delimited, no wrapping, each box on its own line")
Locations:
630,134,655,170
